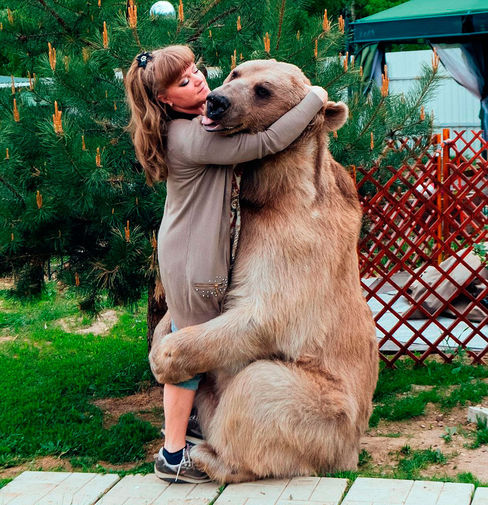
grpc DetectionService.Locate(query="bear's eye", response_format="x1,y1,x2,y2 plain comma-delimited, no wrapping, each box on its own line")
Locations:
255,85,270,98
229,70,239,80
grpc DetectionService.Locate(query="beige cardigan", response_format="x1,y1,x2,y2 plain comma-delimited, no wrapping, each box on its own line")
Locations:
158,91,324,329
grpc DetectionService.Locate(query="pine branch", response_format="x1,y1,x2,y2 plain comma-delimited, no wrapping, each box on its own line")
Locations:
61,143,86,181
18,32,64,42
0,174,25,204
285,33,341,64
342,93,386,155
30,0,96,49
323,67,349,89
373,124,430,167
389,68,438,136
275,0,286,51
35,0,69,33
131,27,142,51
200,0,225,19
49,0,85,15
187,7,239,43
356,96,386,140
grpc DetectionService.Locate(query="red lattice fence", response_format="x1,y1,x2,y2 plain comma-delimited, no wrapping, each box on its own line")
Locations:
357,130,488,366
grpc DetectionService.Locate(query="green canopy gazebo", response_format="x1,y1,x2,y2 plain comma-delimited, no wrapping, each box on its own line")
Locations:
351,0,488,135
353,0,488,43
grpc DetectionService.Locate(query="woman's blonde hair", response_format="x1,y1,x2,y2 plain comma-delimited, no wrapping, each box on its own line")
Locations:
125,45,195,185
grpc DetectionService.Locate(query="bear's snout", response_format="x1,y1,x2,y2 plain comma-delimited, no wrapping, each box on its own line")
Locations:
206,93,231,120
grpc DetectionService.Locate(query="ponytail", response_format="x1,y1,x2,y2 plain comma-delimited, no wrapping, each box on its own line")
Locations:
124,45,195,185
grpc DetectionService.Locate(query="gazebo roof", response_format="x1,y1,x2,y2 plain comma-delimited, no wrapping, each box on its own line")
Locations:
352,0,488,43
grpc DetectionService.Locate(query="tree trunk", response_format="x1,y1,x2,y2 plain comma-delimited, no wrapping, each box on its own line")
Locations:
147,278,167,353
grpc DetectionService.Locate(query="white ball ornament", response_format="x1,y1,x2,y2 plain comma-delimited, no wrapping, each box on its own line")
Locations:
150,1,176,18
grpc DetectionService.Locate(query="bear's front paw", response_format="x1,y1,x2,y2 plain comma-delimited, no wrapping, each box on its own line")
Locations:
149,333,196,384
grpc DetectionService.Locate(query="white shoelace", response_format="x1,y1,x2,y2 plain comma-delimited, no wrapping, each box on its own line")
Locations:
175,447,191,482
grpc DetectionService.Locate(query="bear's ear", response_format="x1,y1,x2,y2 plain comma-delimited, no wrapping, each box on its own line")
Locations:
324,101,348,132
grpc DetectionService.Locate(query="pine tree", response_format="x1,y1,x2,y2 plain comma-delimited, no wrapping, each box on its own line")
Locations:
0,0,439,341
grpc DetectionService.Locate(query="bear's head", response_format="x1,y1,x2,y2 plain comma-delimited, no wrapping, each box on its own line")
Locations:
202,59,348,136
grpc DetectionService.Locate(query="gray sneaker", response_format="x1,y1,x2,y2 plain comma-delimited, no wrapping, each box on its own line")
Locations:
161,414,204,445
154,445,211,484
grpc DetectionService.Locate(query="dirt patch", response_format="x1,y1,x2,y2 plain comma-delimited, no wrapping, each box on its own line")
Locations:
361,404,488,480
0,336,16,344
437,446,488,481
92,386,164,428
0,456,73,480
0,278,14,290
57,309,119,336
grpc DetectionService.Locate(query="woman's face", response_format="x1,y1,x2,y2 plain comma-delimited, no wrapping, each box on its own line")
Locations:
159,63,210,114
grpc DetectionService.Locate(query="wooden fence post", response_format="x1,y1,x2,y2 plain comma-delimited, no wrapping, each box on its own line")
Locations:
436,133,443,264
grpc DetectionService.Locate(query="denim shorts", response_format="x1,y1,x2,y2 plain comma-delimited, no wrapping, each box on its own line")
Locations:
171,321,203,391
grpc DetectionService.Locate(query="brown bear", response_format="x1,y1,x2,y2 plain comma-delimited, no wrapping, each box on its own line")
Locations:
149,59,378,483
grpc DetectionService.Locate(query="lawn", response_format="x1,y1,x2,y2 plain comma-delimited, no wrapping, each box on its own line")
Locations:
0,279,487,487
0,281,158,481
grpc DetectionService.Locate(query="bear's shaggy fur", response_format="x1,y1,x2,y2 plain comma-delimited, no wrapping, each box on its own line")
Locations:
149,60,378,483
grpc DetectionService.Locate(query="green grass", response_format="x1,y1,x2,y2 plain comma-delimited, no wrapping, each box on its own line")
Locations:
396,446,447,479
358,449,372,467
208,485,226,505
457,472,486,487
470,420,488,449
0,282,158,470
375,432,402,438
370,358,488,427
0,282,80,334
0,478,12,489
441,426,458,443
2,279,488,482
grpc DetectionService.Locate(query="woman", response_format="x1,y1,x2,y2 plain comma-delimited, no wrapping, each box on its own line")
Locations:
125,45,327,483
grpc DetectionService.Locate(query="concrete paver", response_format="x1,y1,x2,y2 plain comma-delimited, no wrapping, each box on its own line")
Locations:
215,478,290,505
472,486,488,505
342,478,414,505
436,482,476,505
341,478,474,505
214,477,347,505
152,481,222,505
468,406,488,425
96,474,220,505
0,471,119,505
1,471,486,505
95,474,168,504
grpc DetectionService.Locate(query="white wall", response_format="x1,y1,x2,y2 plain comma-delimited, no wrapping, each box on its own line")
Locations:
386,49,482,147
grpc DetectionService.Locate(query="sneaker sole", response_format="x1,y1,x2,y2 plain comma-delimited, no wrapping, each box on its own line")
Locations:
160,429,204,446
154,463,211,484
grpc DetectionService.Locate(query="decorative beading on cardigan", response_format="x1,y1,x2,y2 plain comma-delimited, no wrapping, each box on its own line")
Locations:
194,275,228,299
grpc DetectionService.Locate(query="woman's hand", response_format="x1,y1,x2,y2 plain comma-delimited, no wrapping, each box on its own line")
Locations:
306,85,328,104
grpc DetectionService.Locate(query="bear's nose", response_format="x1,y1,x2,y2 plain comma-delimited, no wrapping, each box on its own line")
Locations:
206,93,230,120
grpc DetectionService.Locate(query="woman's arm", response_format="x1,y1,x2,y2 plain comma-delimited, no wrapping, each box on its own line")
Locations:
169,88,325,166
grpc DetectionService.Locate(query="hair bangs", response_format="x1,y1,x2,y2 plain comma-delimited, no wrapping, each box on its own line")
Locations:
154,45,195,91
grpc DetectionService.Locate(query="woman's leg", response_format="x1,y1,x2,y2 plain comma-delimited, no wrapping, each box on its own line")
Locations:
163,383,195,451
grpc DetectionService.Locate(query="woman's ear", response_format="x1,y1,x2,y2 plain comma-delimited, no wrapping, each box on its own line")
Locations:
157,93,173,107
324,101,348,132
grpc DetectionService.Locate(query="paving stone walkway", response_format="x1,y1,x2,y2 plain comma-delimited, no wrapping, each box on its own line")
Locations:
1,472,488,505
